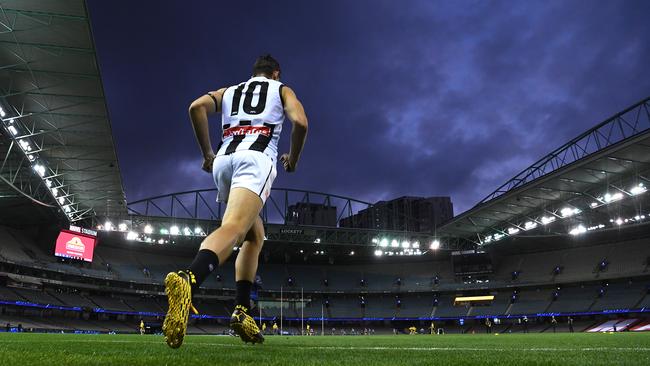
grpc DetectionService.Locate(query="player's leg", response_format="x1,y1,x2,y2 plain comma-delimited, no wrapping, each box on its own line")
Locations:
163,188,262,348
230,215,266,343
196,187,263,265
234,215,264,308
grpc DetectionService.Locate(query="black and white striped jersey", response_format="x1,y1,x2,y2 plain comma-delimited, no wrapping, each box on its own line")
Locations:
216,76,284,160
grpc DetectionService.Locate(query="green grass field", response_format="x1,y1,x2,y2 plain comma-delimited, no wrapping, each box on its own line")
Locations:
1,332,649,365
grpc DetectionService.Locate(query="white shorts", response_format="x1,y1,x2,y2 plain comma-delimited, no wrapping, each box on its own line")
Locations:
212,150,277,204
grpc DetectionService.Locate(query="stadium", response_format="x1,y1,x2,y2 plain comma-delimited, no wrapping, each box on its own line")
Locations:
1,1,650,365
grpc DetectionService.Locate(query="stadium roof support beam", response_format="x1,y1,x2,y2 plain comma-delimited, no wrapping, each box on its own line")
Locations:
479,97,650,204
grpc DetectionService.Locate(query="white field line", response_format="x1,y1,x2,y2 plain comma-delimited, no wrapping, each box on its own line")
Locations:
0,339,649,352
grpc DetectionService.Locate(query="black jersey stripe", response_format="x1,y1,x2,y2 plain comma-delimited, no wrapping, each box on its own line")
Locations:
225,135,246,155
249,123,276,152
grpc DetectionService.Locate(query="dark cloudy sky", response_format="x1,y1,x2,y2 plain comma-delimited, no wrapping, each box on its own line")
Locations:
87,0,650,215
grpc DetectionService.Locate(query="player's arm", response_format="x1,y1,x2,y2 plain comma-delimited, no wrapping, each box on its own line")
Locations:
280,86,308,172
188,88,226,172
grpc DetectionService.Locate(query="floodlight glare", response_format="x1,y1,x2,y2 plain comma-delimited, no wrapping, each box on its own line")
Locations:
104,221,113,231
170,226,180,235
32,164,45,177
401,241,410,249
126,231,138,241
183,227,192,236
144,225,153,234
18,139,31,152
118,223,128,232
430,240,440,250
379,238,389,247
560,207,579,217
57,197,65,204
371,238,378,244
541,216,556,225
630,184,647,196
0,106,5,117
350,251,355,255
412,241,420,249
569,225,587,236
8,125,17,135
507,227,520,235
374,249,383,257
194,227,203,235
524,221,537,230
390,239,399,248
63,205,71,213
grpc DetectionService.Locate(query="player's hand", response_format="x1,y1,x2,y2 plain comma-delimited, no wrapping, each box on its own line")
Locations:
202,152,216,173
280,153,295,172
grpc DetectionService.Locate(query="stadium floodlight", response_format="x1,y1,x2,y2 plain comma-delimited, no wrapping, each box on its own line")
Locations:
541,216,556,225
379,238,388,247
401,241,410,249
118,223,128,232
144,225,153,234
157,239,164,244
63,205,71,213
18,139,31,152
57,197,65,205
0,106,5,117
430,240,440,250
615,218,623,225
314,238,321,244
45,179,52,188
603,192,623,203
350,251,355,256
374,249,383,257
126,231,138,241
524,221,537,230
32,164,46,177
507,227,520,235
183,227,192,236
484,235,492,243
51,187,59,197
104,221,113,231
160,228,169,235
590,202,598,208
194,227,203,235
371,238,379,244
8,125,17,135
390,239,399,248
569,225,587,236
560,207,580,217
412,241,420,249
630,183,647,196
170,226,180,235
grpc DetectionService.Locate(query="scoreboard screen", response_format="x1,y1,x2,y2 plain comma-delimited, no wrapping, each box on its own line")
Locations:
54,229,97,262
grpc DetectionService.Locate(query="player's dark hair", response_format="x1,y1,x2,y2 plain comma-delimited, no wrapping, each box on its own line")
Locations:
252,54,281,77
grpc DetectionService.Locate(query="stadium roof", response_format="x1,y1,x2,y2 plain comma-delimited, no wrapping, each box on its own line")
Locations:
438,96,650,245
0,0,126,224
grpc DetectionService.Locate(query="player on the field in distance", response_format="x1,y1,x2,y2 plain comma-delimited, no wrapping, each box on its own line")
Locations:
163,54,308,348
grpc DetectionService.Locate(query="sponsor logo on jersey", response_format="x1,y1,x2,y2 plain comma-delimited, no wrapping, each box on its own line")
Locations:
223,125,271,139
